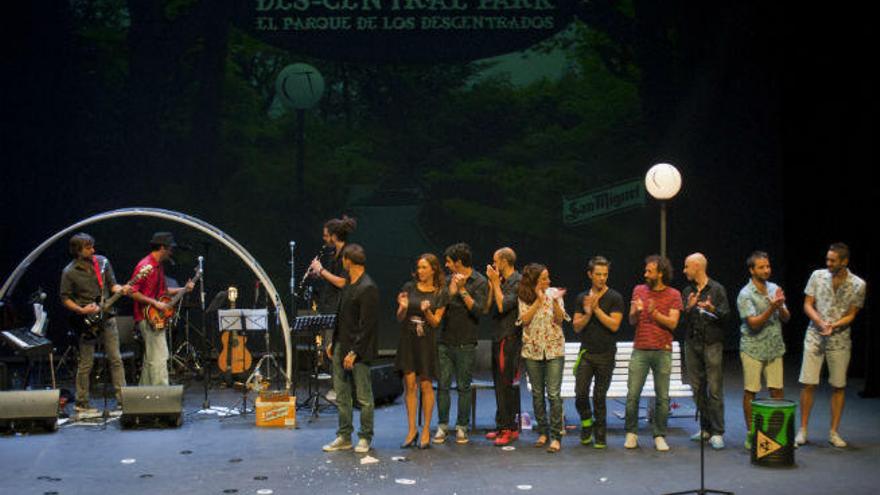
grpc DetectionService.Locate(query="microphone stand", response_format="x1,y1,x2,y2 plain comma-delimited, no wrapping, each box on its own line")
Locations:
664,330,731,495
198,255,211,410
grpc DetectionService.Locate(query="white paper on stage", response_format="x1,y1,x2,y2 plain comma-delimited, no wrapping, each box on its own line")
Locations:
218,309,269,332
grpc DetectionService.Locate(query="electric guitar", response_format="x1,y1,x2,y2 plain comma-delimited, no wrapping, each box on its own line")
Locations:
143,266,202,330
70,264,154,338
217,286,253,375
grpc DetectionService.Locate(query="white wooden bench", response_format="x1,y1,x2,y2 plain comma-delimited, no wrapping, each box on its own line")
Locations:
527,341,692,424
560,341,693,400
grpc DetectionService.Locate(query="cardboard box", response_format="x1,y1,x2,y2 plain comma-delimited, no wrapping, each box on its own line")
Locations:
255,396,296,428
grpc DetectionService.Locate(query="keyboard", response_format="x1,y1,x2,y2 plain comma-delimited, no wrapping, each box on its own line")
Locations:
1,327,52,355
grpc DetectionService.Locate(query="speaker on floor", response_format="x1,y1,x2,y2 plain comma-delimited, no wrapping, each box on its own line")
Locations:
120,385,184,428
366,363,403,406
0,389,60,432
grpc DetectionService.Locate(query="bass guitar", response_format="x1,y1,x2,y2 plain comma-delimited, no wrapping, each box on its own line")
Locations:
71,264,154,338
217,286,253,375
143,266,203,330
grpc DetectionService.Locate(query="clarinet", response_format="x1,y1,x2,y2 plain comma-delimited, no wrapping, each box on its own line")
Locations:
295,245,333,297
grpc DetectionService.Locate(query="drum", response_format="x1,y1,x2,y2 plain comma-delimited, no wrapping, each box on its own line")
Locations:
750,398,796,467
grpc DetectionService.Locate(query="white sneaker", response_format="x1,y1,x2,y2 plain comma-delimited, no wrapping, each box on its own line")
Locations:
354,438,371,453
709,435,725,450
322,436,353,452
624,433,638,449
433,427,448,444
455,427,469,444
654,436,670,452
795,428,807,446
690,430,710,441
74,404,98,414
828,431,847,448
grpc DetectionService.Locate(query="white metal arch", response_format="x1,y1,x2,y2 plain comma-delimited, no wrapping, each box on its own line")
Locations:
0,207,294,391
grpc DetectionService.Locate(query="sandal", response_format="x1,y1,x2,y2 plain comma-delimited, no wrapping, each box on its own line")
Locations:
546,439,561,453
534,435,548,448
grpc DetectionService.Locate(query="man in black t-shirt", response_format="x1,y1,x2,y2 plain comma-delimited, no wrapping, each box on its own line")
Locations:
434,242,487,445
572,256,625,448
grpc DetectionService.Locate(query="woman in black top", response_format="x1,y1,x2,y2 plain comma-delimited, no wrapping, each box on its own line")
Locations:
395,253,447,449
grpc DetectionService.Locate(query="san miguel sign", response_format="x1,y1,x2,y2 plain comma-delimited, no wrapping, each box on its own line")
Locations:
233,0,583,62
563,178,646,226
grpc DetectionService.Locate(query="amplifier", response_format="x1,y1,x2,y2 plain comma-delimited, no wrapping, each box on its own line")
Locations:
120,385,184,428
0,389,59,432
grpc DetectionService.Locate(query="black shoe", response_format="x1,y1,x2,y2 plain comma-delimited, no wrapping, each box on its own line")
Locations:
418,441,431,450
580,426,593,445
594,425,607,449
400,434,418,449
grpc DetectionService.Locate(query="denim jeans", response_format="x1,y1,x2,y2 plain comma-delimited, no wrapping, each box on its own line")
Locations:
138,320,169,386
492,335,522,431
77,317,126,405
437,343,476,430
625,349,671,437
574,350,615,430
685,340,725,435
524,356,564,440
332,346,374,441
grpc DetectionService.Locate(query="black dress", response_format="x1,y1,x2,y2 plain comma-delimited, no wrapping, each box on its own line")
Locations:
394,282,447,379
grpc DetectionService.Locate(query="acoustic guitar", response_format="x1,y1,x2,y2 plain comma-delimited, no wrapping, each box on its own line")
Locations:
217,286,253,375
71,264,154,338
143,266,202,330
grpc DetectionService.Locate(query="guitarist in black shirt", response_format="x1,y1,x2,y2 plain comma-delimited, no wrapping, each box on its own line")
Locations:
59,233,131,413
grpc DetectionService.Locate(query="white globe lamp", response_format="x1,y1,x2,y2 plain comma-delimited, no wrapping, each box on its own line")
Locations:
645,163,682,258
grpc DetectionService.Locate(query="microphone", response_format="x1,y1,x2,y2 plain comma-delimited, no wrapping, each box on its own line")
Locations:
198,256,206,310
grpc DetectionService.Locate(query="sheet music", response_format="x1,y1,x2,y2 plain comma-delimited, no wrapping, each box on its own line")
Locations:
31,302,48,337
218,309,269,331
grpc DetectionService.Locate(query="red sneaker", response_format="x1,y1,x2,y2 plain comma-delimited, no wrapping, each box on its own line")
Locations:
485,430,499,440
494,430,515,446
511,430,520,441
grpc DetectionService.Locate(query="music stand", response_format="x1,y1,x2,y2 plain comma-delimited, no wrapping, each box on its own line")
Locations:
218,309,266,415
294,314,336,420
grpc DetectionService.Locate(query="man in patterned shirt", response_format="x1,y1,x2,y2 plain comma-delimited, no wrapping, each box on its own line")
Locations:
796,243,866,448
736,251,790,450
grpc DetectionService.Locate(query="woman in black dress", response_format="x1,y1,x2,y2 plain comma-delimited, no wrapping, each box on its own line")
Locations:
395,253,447,449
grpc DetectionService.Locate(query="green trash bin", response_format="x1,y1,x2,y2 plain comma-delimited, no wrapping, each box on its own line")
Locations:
750,398,796,467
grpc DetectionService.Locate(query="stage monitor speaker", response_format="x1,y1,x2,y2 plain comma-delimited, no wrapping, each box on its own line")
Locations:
0,389,59,432
365,363,402,406
120,385,184,428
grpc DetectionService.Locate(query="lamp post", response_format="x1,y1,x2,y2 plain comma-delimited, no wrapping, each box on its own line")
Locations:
275,63,325,198
644,163,682,258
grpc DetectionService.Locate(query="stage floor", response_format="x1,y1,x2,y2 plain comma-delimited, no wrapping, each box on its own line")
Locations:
3,360,880,495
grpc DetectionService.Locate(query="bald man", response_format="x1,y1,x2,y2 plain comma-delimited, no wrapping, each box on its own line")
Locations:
681,253,731,449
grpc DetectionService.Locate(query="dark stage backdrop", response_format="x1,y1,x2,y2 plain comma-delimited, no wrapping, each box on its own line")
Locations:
1,1,875,391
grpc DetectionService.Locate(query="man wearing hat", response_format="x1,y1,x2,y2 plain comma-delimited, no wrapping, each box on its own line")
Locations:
129,232,194,386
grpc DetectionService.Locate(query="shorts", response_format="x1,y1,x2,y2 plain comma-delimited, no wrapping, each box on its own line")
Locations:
740,352,783,393
799,336,851,388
